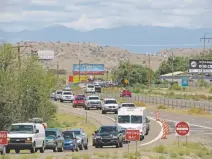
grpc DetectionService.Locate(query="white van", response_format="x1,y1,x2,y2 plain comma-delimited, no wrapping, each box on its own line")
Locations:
6,122,46,154
85,84,95,93
116,107,150,140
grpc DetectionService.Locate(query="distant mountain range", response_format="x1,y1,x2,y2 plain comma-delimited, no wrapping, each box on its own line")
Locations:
1,25,211,53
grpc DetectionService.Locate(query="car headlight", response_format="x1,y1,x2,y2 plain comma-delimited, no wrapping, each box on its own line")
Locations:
95,136,101,139
26,137,31,141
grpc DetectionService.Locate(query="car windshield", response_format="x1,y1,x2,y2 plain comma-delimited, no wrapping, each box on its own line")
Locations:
57,91,62,94
89,97,99,100
131,116,142,123
63,92,72,95
118,115,130,123
9,125,33,134
105,100,117,104
88,85,94,88
122,104,135,107
98,126,117,133
63,131,74,139
71,131,81,135
75,98,84,100
46,131,57,137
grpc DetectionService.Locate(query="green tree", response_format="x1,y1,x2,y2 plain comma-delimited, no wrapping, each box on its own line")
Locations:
0,44,57,129
111,61,154,86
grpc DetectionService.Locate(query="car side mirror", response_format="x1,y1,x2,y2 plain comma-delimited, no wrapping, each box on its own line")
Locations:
36,129,39,133
119,131,122,133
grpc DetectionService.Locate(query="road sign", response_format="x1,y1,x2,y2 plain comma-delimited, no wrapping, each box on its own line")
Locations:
125,129,140,141
181,77,189,87
124,79,129,84
175,121,190,136
0,131,8,145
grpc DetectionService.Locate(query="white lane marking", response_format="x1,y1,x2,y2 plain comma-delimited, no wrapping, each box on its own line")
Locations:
73,107,163,146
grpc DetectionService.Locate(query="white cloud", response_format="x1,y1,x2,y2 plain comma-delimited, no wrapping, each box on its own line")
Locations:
0,0,212,31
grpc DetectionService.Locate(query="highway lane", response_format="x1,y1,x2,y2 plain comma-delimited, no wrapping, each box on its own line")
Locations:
59,102,162,152
99,92,212,112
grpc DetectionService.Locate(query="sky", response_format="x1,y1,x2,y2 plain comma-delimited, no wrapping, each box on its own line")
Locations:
0,0,212,32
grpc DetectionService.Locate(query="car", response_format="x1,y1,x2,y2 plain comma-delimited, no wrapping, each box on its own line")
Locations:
60,91,74,103
50,92,55,98
92,130,99,146
69,128,88,150
119,103,135,108
54,90,63,101
73,96,86,108
85,95,102,110
102,98,119,114
95,126,123,148
0,145,5,155
62,131,79,152
45,128,64,152
120,90,132,97
6,122,46,154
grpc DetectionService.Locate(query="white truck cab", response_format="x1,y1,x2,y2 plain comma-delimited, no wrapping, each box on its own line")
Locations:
85,95,102,110
6,122,46,154
116,107,150,140
85,84,95,93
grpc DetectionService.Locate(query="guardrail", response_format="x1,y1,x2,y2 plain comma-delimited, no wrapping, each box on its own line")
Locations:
96,93,212,113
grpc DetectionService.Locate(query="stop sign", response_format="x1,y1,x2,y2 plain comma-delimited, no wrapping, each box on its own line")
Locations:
175,121,190,136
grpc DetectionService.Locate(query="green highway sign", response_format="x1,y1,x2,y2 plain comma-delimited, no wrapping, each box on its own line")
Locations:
181,77,189,87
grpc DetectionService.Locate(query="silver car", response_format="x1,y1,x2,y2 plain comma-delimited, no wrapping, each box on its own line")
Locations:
54,90,63,101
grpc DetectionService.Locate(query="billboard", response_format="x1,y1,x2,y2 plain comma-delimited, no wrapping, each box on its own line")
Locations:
31,50,54,60
73,75,87,83
189,60,212,73
73,64,104,75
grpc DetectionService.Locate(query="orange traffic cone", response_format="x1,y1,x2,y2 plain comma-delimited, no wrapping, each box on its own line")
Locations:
156,111,159,121
161,120,167,139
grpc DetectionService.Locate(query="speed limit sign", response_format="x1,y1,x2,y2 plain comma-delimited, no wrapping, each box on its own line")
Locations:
0,131,8,145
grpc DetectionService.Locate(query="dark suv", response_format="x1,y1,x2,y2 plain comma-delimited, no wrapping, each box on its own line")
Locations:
94,126,123,148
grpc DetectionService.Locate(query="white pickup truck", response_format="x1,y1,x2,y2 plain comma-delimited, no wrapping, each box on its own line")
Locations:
85,95,102,110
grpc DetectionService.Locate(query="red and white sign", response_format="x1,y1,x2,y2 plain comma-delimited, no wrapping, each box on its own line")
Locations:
175,121,190,136
0,131,8,145
125,129,140,141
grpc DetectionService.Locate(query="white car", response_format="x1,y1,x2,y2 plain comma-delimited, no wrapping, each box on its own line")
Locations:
85,95,102,110
6,122,46,154
60,91,74,102
102,98,119,114
119,103,135,108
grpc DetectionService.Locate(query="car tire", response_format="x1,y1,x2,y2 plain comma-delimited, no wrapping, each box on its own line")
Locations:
15,149,20,154
6,148,10,154
58,144,64,152
115,111,118,114
84,140,88,150
79,143,83,150
76,146,79,152
53,145,58,152
95,145,99,148
30,142,36,153
39,143,45,153
120,142,123,148
72,149,75,152
116,142,120,148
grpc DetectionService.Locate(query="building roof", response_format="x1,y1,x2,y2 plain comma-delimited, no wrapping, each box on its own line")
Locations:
160,71,186,77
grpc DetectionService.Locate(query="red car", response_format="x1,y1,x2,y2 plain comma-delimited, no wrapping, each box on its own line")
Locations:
73,97,86,108
120,90,132,97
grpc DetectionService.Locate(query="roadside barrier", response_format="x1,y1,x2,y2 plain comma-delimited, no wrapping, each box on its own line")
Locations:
165,123,171,135
161,119,167,139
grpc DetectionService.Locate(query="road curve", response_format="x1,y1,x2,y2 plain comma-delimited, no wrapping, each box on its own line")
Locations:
59,102,162,152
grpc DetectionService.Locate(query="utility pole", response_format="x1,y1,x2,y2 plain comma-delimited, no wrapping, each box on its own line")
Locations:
56,60,59,78
200,33,212,83
127,59,130,86
78,59,81,82
106,71,109,81
171,51,174,84
12,45,31,71
148,54,151,89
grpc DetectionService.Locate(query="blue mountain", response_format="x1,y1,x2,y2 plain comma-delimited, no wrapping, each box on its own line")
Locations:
0,25,211,53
